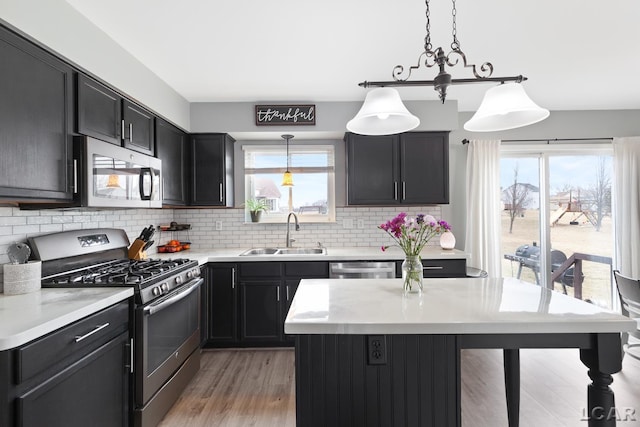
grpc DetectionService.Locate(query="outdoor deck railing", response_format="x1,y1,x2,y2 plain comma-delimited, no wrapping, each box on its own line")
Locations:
550,252,612,300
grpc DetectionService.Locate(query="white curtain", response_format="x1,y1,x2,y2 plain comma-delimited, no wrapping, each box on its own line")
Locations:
613,137,640,277
464,140,502,277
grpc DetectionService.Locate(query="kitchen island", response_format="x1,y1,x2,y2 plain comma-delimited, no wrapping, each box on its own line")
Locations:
284,277,635,427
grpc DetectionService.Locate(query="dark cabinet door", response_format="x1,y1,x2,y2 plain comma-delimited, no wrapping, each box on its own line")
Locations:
400,132,449,204
122,99,155,155
155,118,187,205
16,331,130,427
346,133,399,205
0,26,73,201
190,133,234,206
206,264,238,344
76,74,122,145
240,280,281,342
346,131,449,206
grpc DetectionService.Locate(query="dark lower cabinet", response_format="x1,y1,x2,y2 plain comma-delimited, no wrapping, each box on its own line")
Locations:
0,300,131,427
16,331,129,427
155,118,188,205
0,25,74,201
206,263,238,345
395,258,467,278
240,280,282,342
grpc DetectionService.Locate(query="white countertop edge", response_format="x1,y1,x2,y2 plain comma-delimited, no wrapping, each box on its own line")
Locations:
0,288,133,351
284,320,636,335
156,247,467,265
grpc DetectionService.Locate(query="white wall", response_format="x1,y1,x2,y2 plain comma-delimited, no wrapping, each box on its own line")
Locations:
0,0,190,130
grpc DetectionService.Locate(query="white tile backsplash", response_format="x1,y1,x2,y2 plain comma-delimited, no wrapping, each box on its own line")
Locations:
0,205,448,287
173,206,444,250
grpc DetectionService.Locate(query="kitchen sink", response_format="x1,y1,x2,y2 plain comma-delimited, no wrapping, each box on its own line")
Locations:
239,248,279,255
239,247,327,256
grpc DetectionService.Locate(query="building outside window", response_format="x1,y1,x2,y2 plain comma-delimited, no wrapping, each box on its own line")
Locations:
243,144,335,223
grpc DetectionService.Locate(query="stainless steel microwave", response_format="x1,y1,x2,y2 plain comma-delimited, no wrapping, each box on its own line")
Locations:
76,137,162,208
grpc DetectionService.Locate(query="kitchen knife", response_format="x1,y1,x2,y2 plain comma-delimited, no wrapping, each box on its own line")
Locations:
142,240,154,251
138,226,149,241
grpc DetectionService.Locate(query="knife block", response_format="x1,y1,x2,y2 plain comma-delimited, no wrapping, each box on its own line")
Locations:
128,239,148,260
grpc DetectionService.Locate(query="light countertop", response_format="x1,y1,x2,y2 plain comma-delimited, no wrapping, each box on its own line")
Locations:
284,277,636,335
0,287,133,351
154,246,467,265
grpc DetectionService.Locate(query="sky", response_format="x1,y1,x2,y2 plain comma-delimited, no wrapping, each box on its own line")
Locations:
500,155,612,194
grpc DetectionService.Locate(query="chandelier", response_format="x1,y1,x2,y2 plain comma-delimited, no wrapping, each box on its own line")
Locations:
347,0,549,135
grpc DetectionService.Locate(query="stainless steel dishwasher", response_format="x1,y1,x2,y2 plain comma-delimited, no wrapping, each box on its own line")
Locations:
329,261,396,279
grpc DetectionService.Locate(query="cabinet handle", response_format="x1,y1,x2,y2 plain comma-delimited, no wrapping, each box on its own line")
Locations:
394,182,398,200
231,267,236,289
402,182,406,200
277,287,280,302
74,322,110,343
121,120,125,141
219,183,223,202
72,159,78,194
286,285,290,301
129,123,133,143
423,266,444,270
125,338,134,374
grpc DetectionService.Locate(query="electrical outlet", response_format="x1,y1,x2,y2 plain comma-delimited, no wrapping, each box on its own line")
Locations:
215,221,222,231
343,218,354,229
357,219,365,229
367,335,387,365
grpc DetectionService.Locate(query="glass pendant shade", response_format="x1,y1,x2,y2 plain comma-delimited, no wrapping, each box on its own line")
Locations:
347,88,420,135
464,83,550,132
282,170,294,187
106,174,121,188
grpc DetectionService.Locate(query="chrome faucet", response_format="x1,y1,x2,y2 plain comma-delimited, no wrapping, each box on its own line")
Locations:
285,212,300,247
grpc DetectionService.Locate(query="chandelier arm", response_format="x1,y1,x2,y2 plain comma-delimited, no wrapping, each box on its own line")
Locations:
446,49,494,79
392,51,440,82
359,75,527,88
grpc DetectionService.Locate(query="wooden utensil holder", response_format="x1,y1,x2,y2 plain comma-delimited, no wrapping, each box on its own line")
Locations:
128,239,148,260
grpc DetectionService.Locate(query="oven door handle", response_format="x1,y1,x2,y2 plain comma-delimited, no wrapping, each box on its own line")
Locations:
143,278,203,316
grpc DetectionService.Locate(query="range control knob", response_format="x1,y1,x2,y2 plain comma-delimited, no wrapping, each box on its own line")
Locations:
186,271,193,279
192,268,201,277
152,287,161,296
160,282,169,293
175,276,183,285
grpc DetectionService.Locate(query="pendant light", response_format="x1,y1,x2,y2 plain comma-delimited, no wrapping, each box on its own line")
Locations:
346,88,420,135
349,0,549,134
463,83,550,132
281,134,294,187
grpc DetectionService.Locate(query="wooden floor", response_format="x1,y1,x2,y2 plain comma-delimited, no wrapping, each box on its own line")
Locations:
160,347,640,427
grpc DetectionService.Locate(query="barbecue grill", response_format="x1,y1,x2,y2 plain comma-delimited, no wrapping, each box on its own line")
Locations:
504,243,582,290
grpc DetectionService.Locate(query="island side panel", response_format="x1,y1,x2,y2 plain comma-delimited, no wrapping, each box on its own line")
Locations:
294,334,461,427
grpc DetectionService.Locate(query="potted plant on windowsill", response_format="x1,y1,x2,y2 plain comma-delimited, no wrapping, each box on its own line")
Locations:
245,198,269,222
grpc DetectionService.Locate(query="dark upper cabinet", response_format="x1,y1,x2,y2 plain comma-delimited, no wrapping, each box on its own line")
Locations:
76,75,155,155
122,99,155,155
346,133,399,205
399,132,449,204
155,118,187,205
345,131,450,205
76,74,122,145
0,25,74,201
190,133,235,206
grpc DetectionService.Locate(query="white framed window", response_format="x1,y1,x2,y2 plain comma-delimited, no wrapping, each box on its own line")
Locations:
243,144,335,223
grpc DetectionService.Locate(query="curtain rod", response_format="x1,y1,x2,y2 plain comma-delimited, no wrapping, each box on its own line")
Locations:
461,137,613,145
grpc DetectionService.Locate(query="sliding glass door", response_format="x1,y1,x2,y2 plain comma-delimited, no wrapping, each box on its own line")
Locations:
500,145,614,308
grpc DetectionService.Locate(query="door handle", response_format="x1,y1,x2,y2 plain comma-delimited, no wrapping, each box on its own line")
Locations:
129,123,133,143
75,323,110,343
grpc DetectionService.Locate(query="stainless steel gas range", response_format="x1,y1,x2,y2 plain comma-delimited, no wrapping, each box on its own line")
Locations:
29,228,202,427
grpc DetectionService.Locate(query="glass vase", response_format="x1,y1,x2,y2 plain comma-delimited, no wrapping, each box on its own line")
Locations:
402,255,423,295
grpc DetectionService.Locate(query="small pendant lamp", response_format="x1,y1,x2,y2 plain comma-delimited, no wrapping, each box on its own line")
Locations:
281,134,294,187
